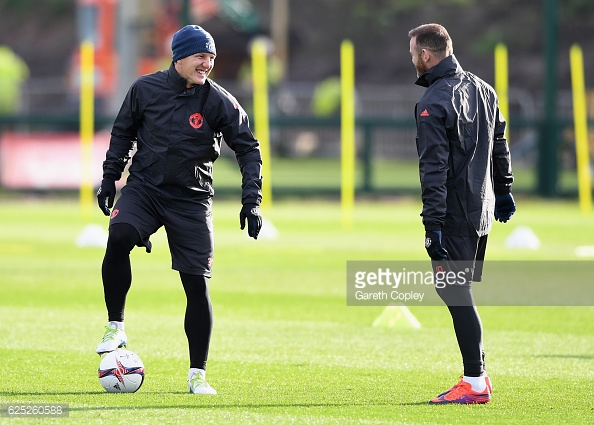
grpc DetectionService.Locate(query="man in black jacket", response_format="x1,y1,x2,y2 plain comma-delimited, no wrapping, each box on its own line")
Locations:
95,25,263,394
408,23,515,404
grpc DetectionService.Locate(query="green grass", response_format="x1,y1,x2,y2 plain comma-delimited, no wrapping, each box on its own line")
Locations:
1,196,594,424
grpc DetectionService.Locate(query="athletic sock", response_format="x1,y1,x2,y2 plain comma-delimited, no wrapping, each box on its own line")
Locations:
188,368,206,380
108,321,124,331
463,375,487,392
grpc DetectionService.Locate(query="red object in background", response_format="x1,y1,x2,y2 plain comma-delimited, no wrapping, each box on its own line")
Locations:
0,132,111,189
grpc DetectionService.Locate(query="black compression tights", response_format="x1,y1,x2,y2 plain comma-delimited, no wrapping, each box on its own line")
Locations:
446,305,485,377
436,285,485,377
102,223,213,370
180,272,213,371
102,223,137,322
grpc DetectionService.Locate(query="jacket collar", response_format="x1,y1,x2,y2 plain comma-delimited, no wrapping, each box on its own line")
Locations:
167,62,188,91
415,54,462,88
167,62,209,94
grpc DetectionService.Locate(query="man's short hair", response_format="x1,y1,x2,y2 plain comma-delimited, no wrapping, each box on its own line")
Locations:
408,23,453,59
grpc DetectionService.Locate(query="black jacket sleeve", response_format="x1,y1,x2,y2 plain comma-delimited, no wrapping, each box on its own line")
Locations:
492,107,514,195
416,101,449,231
102,84,142,181
204,82,262,205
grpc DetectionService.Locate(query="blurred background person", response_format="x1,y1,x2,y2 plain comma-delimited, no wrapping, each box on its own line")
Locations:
0,45,29,114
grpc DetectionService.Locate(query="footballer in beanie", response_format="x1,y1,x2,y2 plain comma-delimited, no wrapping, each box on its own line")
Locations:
96,22,263,396
172,25,217,86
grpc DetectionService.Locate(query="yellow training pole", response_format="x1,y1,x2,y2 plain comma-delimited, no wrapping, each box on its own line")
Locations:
80,40,95,219
570,44,592,215
494,43,509,141
341,40,355,229
251,39,272,209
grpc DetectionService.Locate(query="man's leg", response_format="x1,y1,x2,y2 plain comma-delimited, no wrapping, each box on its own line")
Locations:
96,223,140,354
180,272,216,394
438,234,486,376
446,303,484,377
429,234,490,404
179,272,213,370
164,199,216,393
102,223,140,321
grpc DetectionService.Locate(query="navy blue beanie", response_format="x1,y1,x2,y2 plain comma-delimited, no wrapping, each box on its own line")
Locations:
171,25,217,61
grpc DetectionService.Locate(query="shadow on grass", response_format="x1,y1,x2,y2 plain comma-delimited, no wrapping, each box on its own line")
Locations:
0,390,432,409
71,401,433,411
533,354,594,360
66,402,432,411
0,391,105,396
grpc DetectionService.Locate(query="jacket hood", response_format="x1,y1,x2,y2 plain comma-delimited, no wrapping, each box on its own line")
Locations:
415,54,462,88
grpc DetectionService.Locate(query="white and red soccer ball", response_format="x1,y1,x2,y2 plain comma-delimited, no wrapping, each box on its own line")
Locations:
98,349,145,393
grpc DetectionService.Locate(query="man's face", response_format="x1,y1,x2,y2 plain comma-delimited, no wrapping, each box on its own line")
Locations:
175,52,215,87
409,37,428,78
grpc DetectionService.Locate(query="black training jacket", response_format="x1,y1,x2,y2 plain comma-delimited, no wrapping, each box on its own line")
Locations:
414,55,513,237
102,63,262,206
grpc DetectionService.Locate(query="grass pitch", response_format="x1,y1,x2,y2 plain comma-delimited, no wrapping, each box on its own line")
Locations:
1,197,593,424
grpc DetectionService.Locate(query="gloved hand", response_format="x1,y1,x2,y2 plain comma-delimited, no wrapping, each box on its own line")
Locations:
494,193,516,223
240,203,262,240
425,230,448,261
97,178,116,216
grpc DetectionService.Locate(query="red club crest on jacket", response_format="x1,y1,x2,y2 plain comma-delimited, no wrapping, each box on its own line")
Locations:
189,112,204,129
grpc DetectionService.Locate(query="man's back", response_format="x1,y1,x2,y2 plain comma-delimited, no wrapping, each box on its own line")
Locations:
415,55,510,236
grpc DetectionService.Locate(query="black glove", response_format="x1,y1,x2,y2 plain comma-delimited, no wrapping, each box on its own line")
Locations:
240,203,262,240
425,230,448,261
97,178,116,216
494,193,516,223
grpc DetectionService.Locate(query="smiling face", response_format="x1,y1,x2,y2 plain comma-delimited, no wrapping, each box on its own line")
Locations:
174,52,215,87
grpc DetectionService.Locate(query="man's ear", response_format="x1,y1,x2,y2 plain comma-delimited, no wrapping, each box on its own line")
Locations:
421,48,431,63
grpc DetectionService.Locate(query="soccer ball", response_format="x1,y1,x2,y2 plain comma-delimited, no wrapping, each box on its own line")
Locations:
98,349,145,393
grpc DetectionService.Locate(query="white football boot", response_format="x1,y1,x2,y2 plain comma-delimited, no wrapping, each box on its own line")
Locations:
188,369,217,394
96,323,127,355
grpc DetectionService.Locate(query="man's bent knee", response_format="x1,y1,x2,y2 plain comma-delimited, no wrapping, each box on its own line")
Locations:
107,223,140,253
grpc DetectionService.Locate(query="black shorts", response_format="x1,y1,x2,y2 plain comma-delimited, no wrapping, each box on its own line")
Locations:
441,233,488,282
431,234,488,306
431,235,487,306
109,183,214,277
